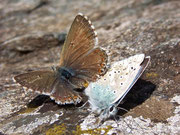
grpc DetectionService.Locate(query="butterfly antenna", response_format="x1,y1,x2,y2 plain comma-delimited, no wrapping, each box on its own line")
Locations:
117,107,128,113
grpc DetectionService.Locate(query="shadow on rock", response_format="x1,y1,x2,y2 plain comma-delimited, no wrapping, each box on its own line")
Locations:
118,79,156,116
26,89,88,113
27,95,52,108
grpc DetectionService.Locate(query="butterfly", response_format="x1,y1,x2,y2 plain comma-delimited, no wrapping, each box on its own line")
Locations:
85,54,150,122
13,13,108,105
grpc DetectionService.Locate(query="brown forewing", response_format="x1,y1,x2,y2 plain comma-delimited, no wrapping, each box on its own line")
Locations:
14,70,82,104
59,14,97,67
14,71,56,94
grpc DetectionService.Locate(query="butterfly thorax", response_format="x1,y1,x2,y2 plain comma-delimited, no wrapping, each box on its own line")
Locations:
56,67,75,80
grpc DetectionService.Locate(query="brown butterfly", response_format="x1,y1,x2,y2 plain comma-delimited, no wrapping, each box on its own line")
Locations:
13,13,108,105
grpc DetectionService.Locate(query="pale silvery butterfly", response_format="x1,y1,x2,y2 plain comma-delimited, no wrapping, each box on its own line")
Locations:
85,54,150,121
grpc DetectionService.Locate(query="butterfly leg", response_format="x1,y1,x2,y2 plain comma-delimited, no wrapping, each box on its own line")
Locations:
77,101,88,109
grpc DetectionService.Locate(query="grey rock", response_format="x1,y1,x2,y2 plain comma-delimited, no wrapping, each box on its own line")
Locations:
0,0,179,134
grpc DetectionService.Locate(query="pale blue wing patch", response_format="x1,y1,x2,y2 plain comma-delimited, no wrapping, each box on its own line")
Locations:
86,83,117,112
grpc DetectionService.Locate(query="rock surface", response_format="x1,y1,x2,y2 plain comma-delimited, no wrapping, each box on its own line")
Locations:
0,0,180,134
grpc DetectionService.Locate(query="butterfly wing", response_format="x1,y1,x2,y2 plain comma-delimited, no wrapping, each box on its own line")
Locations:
59,14,107,88
110,54,150,105
14,71,81,104
59,13,98,67
13,14,107,105
69,48,107,84
86,54,150,112
114,55,150,106
14,71,56,94
50,79,82,104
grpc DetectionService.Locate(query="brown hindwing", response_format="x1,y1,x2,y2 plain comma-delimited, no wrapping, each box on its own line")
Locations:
70,48,108,82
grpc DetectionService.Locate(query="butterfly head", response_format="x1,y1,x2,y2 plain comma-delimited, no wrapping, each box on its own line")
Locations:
98,104,118,121
86,81,119,122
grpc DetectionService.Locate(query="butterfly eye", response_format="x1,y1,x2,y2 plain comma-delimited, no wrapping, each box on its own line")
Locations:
110,106,114,112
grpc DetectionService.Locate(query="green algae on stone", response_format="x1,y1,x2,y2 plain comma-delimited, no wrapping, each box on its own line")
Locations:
73,125,113,135
46,124,66,135
18,107,38,114
146,72,159,78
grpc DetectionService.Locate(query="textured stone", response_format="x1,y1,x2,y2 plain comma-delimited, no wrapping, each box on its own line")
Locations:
0,0,179,134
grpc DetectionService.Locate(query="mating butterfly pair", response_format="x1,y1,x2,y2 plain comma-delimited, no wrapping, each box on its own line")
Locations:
14,13,150,120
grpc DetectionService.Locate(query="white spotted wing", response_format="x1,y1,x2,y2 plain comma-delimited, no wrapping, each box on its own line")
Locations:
86,54,150,112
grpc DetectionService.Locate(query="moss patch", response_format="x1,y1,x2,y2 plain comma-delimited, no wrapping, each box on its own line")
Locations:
46,124,66,135
18,107,37,114
146,72,159,78
73,125,113,135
